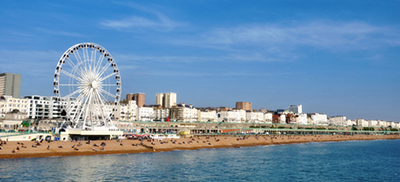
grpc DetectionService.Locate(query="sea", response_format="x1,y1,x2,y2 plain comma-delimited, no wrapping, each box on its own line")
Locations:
1,139,399,182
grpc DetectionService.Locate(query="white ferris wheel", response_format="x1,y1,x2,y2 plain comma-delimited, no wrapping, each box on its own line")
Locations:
53,43,121,130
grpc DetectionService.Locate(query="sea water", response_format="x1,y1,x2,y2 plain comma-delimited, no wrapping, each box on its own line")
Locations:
1,139,399,181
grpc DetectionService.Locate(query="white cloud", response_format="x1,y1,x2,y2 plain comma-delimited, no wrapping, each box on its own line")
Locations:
130,70,272,77
101,15,178,30
154,21,399,63
202,21,400,50
101,3,180,31
34,27,83,37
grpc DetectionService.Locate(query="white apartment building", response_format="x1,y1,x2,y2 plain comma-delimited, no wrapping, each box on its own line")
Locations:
296,113,308,125
264,112,273,123
289,105,302,114
367,120,378,127
246,111,264,123
156,92,177,108
280,114,286,124
182,106,197,122
355,119,368,127
387,121,394,128
310,113,328,125
119,100,137,121
345,119,355,126
24,95,60,119
137,107,154,121
219,110,246,123
154,108,169,121
156,93,164,106
328,116,347,126
378,120,387,127
0,95,29,119
197,110,217,122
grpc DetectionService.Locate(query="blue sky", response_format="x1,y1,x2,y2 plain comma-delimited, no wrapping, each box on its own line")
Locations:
0,0,399,121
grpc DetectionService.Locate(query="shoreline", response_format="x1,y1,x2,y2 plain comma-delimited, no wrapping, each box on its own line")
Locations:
1,134,399,159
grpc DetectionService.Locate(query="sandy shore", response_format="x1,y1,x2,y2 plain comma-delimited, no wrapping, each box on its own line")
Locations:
1,134,399,159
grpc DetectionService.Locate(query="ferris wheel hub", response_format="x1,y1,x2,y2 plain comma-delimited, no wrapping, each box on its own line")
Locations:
91,80,99,89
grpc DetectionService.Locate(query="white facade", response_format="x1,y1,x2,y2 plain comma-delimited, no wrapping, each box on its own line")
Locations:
289,105,302,114
246,111,264,123
379,120,387,127
156,92,177,108
182,106,197,122
345,119,355,126
219,110,246,123
280,114,286,124
156,93,164,106
310,113,328,125
24,95,74,119
328,116,347,126
393,122,399,129
0,95,29,119
164,92,177,108
197,110,216,122
264,112,273,123
155,108,169,121
119,100,137,121
355,119,368,127
296,113,308,125
137,107,154,121
367,120,378,127
387,121,394,128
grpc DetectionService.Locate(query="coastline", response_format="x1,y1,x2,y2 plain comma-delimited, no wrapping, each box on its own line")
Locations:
1,134,399,159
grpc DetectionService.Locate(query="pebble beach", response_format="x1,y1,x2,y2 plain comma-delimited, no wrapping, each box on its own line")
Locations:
1,134,399,159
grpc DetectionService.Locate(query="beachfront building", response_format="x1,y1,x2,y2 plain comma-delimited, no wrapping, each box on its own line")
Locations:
296,113,308,125
246,111,264,123
118,100,137,121
285,114,297,124
379,120,388,128
197,109,217,122
272,114,280,123
0,95,29,119
218,109,246,123
328,116,347,126
393,122,400,129
264,112,273,123
170,104,197,122
345,119,355,126
289,105,302,114
154,108,170,121
367,120,378,127
355,119,368,127
280,114,286,124
23,95,77,119
182,105,197,122
309,113,328,125
137,107,154,121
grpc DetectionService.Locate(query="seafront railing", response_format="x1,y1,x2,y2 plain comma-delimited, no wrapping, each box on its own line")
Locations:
0,131,52,139
218,127,400,135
